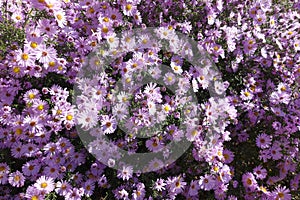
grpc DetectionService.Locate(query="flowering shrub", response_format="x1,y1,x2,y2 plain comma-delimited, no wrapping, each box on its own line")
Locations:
0,0,300,199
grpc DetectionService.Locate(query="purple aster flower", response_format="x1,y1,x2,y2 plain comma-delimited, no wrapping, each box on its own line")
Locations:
100,115,117,134
117,165,133,181
256,133,272,149
253,165,267,180
271,186,291,200
154,178,166,191
8,171,25,187
199,174,216,191
242,172,258,191
15,47,36,67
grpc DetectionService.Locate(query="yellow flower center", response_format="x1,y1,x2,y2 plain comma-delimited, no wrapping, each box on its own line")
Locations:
56,14,62,20
16,128,22,135
244,91,250,97
37,105,44,111
125,4,132,11
49,61,56,67
214,46,219,51
246,178,252,185
125,77,131,83
13,67,20,73
108,37,114,43
103,17,109,22
66,114,73,121
21,53,29,61
142,39,148,44
192,130,198,136
102,27,109,33
41,182,48,188
29,93,35,99
14,175,20,181
31,196,39,200
30,42,38,49
164,105,170,112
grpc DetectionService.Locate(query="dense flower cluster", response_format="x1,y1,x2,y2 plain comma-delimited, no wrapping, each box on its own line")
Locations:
0,0,299,199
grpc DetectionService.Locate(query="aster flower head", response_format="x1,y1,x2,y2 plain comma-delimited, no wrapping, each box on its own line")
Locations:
34,176,55,194
242,172,258,191
271,186,291,200
117,165,133,181
199,174,215,191
16,47,36,67
256,133,272,149
167,175,187,194
253,165,267,180
163,72,176,85
101,115,117,134
8,171,25,188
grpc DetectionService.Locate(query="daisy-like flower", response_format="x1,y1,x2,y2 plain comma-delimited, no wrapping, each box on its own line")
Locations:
148,66,161,80
272,186,291,200
115,188,129,200
117,91,131,105
117,165,133,181
8,171,25,187
156,26,176,40
36,44,57,67
163,72,176,85
167,176,187,194
83,179,95,197
65,188,84,200
25,186,44,200
16,47,36,67
11,11,24,24
37,18,58,39
22,160,41,177
55,180,71,196
242,172,258,191
24,115,44,134
122,2,136,16
23,89,40,103
101,115,117,134
146,137,164,152
256,133,272,149
154,178,166,191
171,63,183,74
147,158,164,172
54,9,67,28
222,149,234,164
34,176,55,194
76,109,98,130
240,88,254,101
253,165,267,180
186,127,201,142
199,174,215,191
112,103,128,120
188,180,200,196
